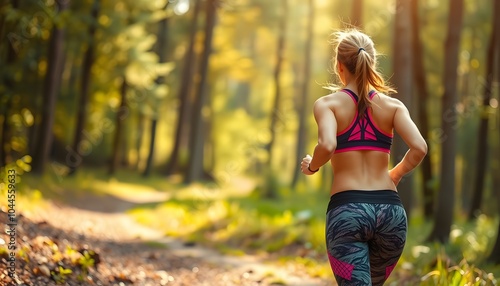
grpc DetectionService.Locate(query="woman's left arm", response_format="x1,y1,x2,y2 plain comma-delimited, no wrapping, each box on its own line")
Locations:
301,97,337,175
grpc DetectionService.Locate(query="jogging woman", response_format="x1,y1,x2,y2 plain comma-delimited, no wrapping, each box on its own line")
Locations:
300,29,427,285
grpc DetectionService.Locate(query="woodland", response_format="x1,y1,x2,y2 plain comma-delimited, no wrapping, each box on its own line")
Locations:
1,0,500,285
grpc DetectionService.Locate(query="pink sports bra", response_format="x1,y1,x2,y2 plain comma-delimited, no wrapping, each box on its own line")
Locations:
334,89,393,154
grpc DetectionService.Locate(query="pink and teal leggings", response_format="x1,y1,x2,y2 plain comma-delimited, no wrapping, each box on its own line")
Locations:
325,190,407,286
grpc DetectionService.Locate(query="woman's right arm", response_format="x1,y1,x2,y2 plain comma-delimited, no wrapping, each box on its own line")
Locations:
389,100,428,186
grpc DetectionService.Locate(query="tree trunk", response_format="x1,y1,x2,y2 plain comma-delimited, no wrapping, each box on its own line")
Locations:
184,0,217,184
165,0,202,175
143,119,157,177
488,29,500,261
291,0,314,189
459,28,479,212
391,0,414,218
0,97,12,167
32,1,68,174
0,0,19,168
351,0,363,28
467,0,500,220
265,0,288,168
488,141,500,264
134,112,145,170
144,4,170,177
68,0,100,175
427,0,464,243
410,0,434,220
109,78,128,175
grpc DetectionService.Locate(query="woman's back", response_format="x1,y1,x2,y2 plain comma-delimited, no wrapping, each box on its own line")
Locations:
326,88,401,195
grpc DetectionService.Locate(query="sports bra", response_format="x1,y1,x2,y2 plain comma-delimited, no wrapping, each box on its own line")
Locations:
334,89,393,154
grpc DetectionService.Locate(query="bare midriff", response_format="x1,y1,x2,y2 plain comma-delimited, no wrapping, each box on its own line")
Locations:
330,150,396,196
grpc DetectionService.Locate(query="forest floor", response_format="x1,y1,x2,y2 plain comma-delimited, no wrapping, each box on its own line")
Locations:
0,186,335,286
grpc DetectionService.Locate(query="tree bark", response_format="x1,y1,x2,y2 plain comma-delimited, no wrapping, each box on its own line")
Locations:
144,4,170,177
410,0,434,219
467,0,500,220
184,0,217,183
143,119,157,177
391,0,414,218
165,0,202,175
458,28,480,213
0,97,12,167
488,10,500,259
109,78,128,175
0,0,19,168
265,0,288,168
291,0,314,189
427,0,464,243
68,0,100,175
32,1,68,174
134,112,145,170
350,0,363,28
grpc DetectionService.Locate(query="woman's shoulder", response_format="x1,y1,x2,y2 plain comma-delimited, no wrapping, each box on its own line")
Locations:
373,92,405,108
316,91,354,105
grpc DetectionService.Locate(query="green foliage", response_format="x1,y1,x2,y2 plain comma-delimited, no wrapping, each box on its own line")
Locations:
50,266,73,284
419,254,497,286
0,155,32,194
2,0,500,283
77,250,95,278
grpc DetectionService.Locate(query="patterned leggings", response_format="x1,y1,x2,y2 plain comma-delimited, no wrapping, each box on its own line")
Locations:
325,190,407,286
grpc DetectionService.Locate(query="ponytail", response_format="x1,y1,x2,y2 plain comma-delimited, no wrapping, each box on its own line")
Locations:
355,49,371,117
327,29,396,117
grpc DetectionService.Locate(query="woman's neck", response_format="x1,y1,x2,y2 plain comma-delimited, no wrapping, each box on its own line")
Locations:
343,83,357,93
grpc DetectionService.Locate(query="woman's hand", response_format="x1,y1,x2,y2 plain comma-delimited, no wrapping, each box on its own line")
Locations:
389,169,401,186
301,155,317,175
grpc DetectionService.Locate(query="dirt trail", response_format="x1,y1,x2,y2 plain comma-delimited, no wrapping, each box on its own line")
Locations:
17,189,334,286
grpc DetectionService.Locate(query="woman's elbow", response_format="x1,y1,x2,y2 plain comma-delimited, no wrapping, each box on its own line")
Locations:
412,140,428,158
318,140,337,154
419,140,428,155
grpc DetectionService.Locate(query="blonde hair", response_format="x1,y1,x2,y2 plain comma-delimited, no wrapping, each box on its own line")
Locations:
327,29,395,117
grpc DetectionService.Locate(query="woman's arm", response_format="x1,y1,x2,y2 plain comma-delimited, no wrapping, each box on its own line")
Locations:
301,97,337,175
389,100,428,185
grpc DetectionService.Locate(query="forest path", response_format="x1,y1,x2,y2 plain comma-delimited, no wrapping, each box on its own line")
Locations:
19,185,333,286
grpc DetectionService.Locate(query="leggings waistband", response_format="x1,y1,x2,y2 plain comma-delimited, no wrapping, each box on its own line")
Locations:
327,190,402,213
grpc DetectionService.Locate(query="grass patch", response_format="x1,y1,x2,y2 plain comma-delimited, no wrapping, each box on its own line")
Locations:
143,241,169,249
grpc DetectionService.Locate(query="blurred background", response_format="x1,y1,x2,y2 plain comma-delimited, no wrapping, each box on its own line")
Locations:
1,0,500,285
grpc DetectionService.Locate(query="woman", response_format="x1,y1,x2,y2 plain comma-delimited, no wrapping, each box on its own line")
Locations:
301,29,427,285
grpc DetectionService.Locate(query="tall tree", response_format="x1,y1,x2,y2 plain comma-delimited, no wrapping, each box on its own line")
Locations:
165,0,202,175
134,112,145,170
410,0,434,219
487,33,500,264
144,3,170,177
184,0,218,183
391,0,414,218
0,0,19,168
467,0,500,220
351,0,363,28
427,0,464,243
32,0,68,174
68,0,100,175
109,78,128,175
265,0,288,167
291,0,314,189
